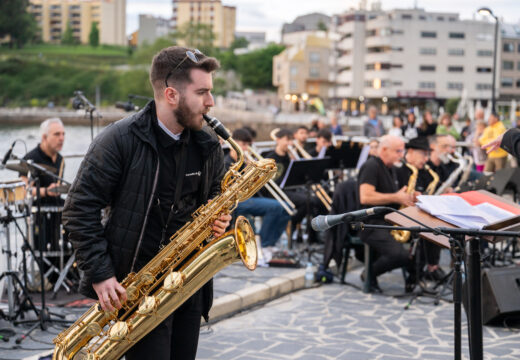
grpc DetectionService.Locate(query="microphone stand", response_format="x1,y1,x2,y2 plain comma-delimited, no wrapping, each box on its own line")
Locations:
73,90,99,141
350,207,519,360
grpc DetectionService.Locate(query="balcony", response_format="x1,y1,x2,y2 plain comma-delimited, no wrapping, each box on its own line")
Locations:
337,55,353,68
365,36,391,48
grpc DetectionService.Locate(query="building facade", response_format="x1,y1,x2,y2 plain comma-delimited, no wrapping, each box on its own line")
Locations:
331,8,496,111
499,23,520,101
172,0,236,48
273,34,335,111
28,0,126,46
137,14,170,46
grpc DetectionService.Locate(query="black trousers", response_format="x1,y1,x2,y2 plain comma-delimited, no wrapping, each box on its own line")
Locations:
361,227,411,277
125,289,203,360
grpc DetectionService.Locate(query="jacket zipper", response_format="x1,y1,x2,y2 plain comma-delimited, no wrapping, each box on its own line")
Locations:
130,160,160,272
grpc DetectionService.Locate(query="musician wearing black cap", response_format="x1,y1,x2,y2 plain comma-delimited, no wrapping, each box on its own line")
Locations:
395,137,445,282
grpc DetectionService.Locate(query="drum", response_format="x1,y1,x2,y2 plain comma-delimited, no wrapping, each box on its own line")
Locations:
31,205,68,255
0,180,26,206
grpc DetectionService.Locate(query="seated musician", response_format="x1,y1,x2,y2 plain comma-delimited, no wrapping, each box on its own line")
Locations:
358,135,416,292
224,128,290,248
293,125,312,157
394,137,446,282
309,129,332,158
265,128,326,243
427,135,451,186
21,118,66,254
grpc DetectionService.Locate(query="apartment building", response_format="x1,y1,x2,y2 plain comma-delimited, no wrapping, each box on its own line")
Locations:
500,23,520,101
172,0,236,48
332,8,495,109
138,14,171,46
273,34,335,111
28,0,126,45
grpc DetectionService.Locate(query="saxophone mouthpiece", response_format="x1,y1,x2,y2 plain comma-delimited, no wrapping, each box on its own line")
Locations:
203,114,230,140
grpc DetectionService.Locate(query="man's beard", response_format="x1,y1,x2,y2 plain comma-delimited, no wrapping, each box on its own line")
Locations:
174,96,204,131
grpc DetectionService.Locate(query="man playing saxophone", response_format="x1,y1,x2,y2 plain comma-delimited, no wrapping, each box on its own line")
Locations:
63,46,231,360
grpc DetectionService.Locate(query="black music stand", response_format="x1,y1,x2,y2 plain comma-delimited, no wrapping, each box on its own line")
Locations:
281,158,332,261
325,141,363,169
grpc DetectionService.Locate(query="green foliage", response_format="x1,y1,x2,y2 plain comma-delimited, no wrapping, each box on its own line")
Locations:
173,22,215,55
231,37,249,50
235,44,285,89
445,97,460,115
61,23,78,46
131,37,176,64
0,0,38,48
89,22,100,48
317,21,328,32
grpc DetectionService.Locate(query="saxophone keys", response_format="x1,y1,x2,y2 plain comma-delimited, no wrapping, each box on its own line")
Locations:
137,295,157,315
85,322,102,336
108,321,129,341
126,285,139,302
163,271,184,291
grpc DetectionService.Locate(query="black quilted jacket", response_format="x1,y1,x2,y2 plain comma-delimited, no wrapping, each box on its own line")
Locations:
63,101,225,321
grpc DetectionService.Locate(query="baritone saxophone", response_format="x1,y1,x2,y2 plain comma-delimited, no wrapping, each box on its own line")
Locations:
53,115,276,360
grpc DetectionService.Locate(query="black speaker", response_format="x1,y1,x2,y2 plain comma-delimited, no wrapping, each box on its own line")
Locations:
487,168,520,196
482,267,520,325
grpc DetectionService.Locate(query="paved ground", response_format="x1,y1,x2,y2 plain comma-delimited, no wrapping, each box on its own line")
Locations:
198,269,520,360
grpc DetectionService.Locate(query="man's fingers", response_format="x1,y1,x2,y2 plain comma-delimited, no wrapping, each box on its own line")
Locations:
109,288,122,310
102,292,112,312
116,283,127,304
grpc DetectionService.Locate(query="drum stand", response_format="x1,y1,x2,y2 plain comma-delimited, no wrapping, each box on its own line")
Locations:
0,205,40,323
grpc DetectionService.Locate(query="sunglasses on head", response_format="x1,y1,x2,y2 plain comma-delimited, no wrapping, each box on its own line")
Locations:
164,49,204,88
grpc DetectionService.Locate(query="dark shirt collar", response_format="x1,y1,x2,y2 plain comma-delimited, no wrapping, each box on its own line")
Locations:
37,143,59,165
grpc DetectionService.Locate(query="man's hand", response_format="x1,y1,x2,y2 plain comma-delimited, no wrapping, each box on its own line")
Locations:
212,213,232,237
395,186,415,207
482,133,504,154
92,277,127,312
46,183,60,197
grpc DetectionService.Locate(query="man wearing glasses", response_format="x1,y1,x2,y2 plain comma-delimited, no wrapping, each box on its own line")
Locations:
357,135,416,292
63,46,230,360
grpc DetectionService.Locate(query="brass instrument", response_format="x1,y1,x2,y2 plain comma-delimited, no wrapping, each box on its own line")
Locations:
454,154,474,193
270,128,300,160
391,162,418,243
269,129,332,211
52,115,276,360
434,153,466,195
246,146,297,216
424,164,440,195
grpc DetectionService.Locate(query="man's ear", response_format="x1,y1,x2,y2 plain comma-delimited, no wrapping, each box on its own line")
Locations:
164,86,179,106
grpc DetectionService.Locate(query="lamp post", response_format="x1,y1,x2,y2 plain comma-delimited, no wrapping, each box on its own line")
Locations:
478,7,499,113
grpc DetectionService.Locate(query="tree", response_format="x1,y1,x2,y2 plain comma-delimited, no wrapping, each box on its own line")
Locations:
236,43,285,89
231,36,249,50
61,22,77,45
173,22,215,55
89,22,99,47
317,21,328,32
445,97,461,115
0,0,37,48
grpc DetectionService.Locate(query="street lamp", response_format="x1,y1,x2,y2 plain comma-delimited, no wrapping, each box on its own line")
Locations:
477,7,499,113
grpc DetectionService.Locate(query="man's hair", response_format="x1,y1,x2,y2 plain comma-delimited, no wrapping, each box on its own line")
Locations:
294,125,309,133
149,46,220,93
40,117,63,137
317,129,332,142
242,126,257,139
232,128,253,143
428,134,448,146
275,128,293,139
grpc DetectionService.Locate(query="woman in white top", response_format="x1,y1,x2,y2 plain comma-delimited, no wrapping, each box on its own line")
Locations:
388,115,404,138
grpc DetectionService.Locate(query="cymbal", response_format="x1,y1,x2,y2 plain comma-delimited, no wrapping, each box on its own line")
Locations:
5,162,57,175
47,184,70,194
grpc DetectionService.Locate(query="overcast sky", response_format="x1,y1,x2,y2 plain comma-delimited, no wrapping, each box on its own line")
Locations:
126,0,520,41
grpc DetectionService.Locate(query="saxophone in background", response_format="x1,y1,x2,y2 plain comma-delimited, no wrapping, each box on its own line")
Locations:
391,162,418,243
52,115,276,360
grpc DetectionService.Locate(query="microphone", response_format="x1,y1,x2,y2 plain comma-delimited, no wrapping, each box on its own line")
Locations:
311,207,390,232
2,140,16,166
115,101,138,112
72,96,84,110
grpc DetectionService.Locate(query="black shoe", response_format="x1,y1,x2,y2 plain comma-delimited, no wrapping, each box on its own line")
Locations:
427,268,446,282
360,271,382,293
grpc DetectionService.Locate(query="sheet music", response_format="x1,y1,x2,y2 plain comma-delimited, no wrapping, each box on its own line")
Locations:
416,195,516,229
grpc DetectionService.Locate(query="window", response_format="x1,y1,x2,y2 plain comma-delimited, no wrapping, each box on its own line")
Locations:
448,82,463,90
419,15,427,20
448,48,464,56
419,82,435,89
309,52,320,63
503,61,514,70
402,14,412,20
420,47,436,55
364,80,373,88
392,81,403,86
290,66,298,75
366,29,377,37
392,29,404,35
477,49,493,57
476,83,492,90
420,65,436,71
517,79,520,88
504,43,514,52
309,67,320,77
501,78,513,87
391,64,403,69
448,66,464,72
290,81,297,91
477,67,492,73
421,31,437,38
449,32,465,39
